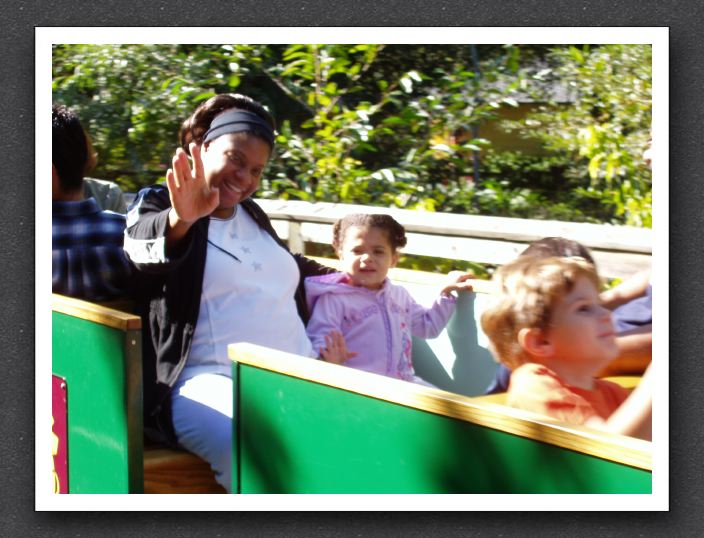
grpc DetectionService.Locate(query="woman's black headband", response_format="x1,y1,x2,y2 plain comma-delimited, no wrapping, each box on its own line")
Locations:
202,110,275,147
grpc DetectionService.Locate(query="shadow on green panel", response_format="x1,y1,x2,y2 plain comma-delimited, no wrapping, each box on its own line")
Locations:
426,396,650,493
236,363,650,494
239,394,295,493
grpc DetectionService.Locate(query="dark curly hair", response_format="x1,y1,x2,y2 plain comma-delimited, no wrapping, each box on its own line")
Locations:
332,213,407,254
178,93,276,154
52,103,92,193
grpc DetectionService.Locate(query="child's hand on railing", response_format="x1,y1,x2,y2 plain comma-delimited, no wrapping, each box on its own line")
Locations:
319,331,358,365
440,270,475,297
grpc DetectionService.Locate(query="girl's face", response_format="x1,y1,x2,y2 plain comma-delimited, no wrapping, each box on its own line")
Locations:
338,225,399,291
201,132,270,218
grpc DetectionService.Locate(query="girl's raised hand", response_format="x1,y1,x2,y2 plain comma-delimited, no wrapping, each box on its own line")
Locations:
319,331,358,365
166,143,220,225
440,270,475,297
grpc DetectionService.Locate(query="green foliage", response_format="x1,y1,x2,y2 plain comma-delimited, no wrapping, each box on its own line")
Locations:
52,44,520,206
262,44,522,212
398,254,493,279
53,44,235,190
464,150,614,222
52,43,651,228
502,44,652,226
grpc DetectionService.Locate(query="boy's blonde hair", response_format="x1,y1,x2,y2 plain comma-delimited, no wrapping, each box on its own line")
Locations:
480,256,600,370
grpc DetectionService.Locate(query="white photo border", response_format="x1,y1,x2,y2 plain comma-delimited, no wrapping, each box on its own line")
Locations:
37,26,669,511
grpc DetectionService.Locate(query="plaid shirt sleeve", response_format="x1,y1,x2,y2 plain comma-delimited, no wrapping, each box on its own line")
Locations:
52,199,132,301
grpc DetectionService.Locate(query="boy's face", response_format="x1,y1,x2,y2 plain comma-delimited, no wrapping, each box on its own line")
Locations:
545,276,618,369
338,225,399,291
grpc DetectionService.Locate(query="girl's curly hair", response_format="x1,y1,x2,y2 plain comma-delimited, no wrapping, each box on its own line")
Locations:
332,213,407,254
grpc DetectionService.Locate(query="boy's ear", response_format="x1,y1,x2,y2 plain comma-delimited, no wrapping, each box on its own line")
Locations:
390,251,400,268
517,327,554,359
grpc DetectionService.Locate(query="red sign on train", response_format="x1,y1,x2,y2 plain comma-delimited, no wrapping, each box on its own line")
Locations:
52,375,68,494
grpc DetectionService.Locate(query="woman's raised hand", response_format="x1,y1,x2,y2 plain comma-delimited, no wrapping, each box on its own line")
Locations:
166,143,220,225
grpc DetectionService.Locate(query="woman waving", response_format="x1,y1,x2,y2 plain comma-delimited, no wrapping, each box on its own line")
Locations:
125,93,332,492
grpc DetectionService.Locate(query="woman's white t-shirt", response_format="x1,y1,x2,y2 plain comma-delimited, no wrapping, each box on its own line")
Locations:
182,206,314,379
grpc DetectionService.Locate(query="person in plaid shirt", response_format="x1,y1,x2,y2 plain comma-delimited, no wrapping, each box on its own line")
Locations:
52,104,131,300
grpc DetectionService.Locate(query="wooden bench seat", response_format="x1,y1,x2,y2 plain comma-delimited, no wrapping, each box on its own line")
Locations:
143,445,225,494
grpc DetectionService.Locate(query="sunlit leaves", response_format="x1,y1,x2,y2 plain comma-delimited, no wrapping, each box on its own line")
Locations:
511,44,652,226
52,43,650,227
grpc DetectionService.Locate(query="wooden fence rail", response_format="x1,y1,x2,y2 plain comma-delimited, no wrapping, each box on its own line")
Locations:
124,193,651,279
254,199,652,280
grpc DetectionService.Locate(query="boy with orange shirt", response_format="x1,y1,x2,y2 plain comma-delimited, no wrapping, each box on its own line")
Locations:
480,255,651,438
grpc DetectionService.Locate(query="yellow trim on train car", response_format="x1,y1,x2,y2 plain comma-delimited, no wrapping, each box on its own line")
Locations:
475,376,642,405
229,342,652,471
601,376,642,390
52,294,141,331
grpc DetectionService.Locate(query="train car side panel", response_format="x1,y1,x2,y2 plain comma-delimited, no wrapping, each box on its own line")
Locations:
235,364,651,494
52,307,143,493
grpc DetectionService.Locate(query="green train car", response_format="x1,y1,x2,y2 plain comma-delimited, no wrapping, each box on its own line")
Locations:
51,294,143,493
50,267,652,494
229,342,650,494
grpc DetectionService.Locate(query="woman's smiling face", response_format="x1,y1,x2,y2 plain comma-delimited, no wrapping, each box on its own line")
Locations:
201,131,270,218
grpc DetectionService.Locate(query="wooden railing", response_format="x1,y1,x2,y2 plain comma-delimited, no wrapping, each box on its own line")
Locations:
254,199,652,280
124,193,651,279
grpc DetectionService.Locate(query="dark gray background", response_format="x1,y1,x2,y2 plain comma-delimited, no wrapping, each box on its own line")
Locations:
2,0,701,535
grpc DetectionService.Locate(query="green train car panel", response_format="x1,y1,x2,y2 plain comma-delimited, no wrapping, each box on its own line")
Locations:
230,342,652,494
52,295,143,493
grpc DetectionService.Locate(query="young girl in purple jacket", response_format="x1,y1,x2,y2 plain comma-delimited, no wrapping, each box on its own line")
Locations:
305,213,474,385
